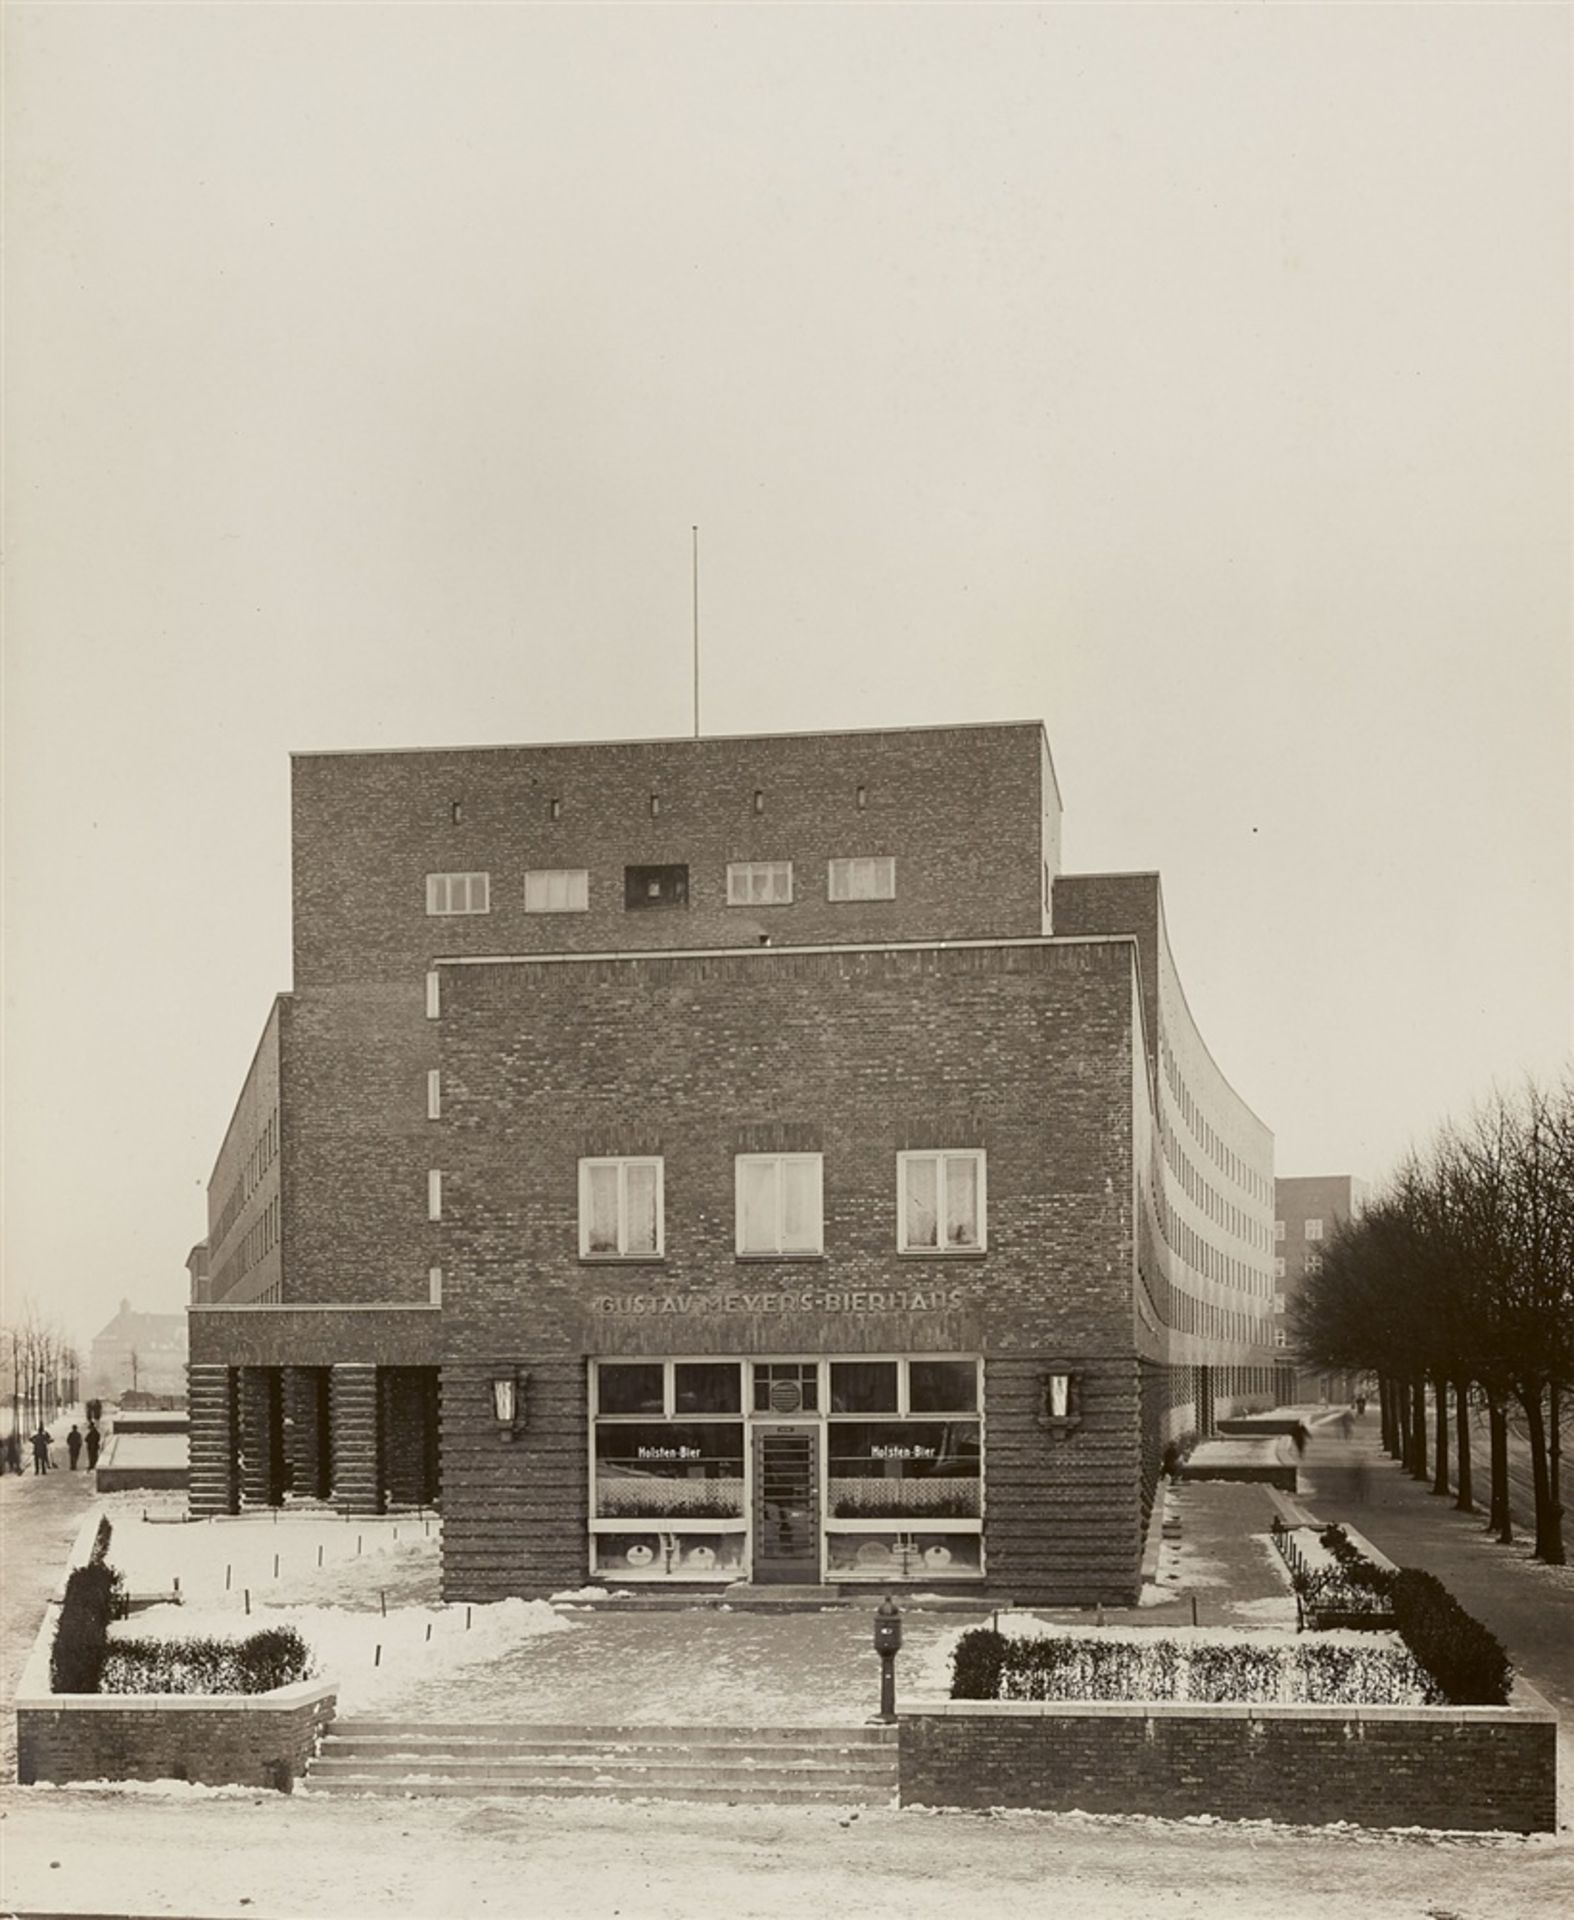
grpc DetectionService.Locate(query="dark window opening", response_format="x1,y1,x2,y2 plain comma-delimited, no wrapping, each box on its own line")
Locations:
598,1363,665,1416
829,1360,900,1414
625,864,689,910
674,1362,743,1415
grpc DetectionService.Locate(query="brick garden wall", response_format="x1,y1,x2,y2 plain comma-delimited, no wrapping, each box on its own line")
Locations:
898,1698,1559,1833
17,1684,336,1792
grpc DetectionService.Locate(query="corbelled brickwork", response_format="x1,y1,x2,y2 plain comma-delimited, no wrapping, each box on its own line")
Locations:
330,1364,381,1514
898,1700,1558,1832
187,1363,237,1516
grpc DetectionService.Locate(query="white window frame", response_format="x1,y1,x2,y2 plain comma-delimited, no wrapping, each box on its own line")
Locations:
734,1153,824,1255
579,1157,665,1259
525,868,590,913
1305,1217,1324,1241
828,856,896,902
427,1069,441,1120
726,861,793,907
425,871,490,915
425,971,441,1018
427,1169,443,1221
897,1150,987,1253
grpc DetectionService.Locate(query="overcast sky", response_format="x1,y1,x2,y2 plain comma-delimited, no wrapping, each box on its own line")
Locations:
5,3,1570,1348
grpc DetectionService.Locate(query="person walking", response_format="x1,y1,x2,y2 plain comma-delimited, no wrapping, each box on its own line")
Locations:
66,1424,83,1470
30,1424,52,1474
4,1429,21,1474
1339,1410,1354,1442
84,1419,102,1470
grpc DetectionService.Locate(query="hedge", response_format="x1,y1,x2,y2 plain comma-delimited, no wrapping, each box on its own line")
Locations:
949,1628,1433,1705
50,1560,124,1694
101,1626,315,1696
1389,1570,1511,1706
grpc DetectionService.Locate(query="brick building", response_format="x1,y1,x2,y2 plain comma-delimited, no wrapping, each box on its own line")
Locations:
1273,1173,1369,1404
190,721,1277,1603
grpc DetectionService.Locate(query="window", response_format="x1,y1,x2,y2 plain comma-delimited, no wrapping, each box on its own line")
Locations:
425,971,440,1019
1306,1252,1323,1274
427,1170,443,1221
580,1157,663,1257
525,868,589,913
1274,1257,1286,1279
726,861,793,907
828,856,895,901
898,1150,985,1251
830,1361,899,1414
425,871,489,915
1273,1220,1285,1242
624,865,688,910
735,1154,822,1255
1305,1218,1324,1241
428,1267,443,1306
426,1069,441,1120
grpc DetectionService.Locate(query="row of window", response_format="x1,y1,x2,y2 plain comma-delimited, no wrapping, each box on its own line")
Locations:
426,1150,987,1256
1274,1217,1324,1241
424,858,898,917
210,1195,280,1299
1274,1253,1322,1279
595,1356,980,1419
211,1108,280,1253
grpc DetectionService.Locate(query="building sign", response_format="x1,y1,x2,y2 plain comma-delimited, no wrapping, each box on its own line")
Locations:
871,1444,938,1460
636,1445,702,1461
592,1287,966,1318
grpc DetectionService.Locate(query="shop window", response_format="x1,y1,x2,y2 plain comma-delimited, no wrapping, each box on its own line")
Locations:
425,871,490,915
580,1158,663,1257
597,1363,665,1416
898,1151,986,1251
735,1154,822,1255
525,868,589,913
674,1362,742,1416
826,1420,981,1520
828,856,894,902
625,864,688,910
830,1361,899,1415
909,1358,978,1413
593,1422,745,1520
726,861,793,907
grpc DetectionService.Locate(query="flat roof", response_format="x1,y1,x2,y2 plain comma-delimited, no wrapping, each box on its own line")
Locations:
292,718,1049,762
433,931,1133,968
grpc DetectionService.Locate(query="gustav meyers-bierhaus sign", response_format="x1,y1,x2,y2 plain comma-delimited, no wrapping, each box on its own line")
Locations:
591,1285,966,1318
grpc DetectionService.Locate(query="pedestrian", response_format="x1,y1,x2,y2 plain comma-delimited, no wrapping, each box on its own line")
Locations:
3,1429,21,1474
84,1419,101,1470
1161,1440,1181,1481
1355,1394,1367,1418
66,1424,83,1469
30,1424,52,1474
1291,1421,1308,1459
1339,1410,1354,1442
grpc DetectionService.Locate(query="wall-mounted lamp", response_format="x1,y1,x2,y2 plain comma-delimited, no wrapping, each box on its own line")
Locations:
491,1369,528,1440
1037,1369,1083,1434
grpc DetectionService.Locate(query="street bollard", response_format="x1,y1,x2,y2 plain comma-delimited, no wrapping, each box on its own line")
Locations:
872,1595,903,1724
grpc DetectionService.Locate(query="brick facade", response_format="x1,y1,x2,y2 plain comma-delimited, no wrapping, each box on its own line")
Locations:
897,1699,1558,1833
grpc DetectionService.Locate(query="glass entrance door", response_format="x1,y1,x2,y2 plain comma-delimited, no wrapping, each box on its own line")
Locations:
752,1425,820,1584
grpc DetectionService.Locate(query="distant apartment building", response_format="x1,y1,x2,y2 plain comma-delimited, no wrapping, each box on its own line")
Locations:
87,1300,188,1402
189,720,1279,1604
1273,1173,1369,1402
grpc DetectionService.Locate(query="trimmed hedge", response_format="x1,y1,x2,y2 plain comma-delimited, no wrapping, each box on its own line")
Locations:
1390,1570,1511,1707
949,1628,1433,1705
50,1561,124,1694
101,1626,315,1696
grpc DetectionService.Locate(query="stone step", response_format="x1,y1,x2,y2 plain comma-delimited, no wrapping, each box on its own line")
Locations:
320,1737,894,1767
311,1755,893,1785
328,1720,896,1745
301,1775,894,1805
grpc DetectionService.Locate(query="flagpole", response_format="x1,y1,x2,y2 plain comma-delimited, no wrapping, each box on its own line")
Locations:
692,525,700,738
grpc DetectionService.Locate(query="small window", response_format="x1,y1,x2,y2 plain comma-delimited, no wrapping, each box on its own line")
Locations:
855,784,868,810
428,1266,443,1305
426,1069,441,1120
426,871,490,915
550,797,562,821
1305,1218,1324,1241
752,1361,819,1413
830,1360,899,1414
425,971,440,1018
908,1358,978,1413
598,1362,665,1416
727,861,793,907
624,865,688,911
828,856,895,902
450,801,463,824
580,1157,664,1257
674,1362,743,1415
898,1150,985,1251
1273,1220,1286,1242
736,1154,823,1255
525,868,590,913
1306,1252,1323,1274
753,789,765,814
427,1170,443,1221
1274,1257,1286,1278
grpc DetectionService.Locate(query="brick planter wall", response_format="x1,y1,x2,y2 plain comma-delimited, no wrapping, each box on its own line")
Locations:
16,1682,337,1792
898,1696,1558,1833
